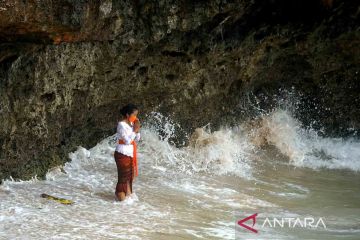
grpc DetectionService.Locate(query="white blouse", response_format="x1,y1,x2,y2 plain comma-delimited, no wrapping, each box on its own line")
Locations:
115,121,141,157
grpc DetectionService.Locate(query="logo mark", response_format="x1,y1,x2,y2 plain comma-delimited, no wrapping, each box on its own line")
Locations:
237,213,258,233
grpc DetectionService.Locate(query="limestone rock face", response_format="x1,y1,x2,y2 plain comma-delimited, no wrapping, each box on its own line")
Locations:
0,0,359,182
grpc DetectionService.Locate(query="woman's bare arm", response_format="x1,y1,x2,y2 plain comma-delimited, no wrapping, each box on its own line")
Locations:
133,118,141,133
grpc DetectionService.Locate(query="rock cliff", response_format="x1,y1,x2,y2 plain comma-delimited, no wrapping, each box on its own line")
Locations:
0,0,359,182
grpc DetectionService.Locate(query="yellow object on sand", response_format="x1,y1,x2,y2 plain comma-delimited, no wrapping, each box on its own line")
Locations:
40,193,74,205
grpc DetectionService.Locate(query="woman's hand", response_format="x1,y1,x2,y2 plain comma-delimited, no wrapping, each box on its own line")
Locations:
133,118,141,133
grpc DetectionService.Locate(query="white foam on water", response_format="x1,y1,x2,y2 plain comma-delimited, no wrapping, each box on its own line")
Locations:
0,110,359,239
0,121,261,239
143,110,360,174
140,112,255,180
249,109,360,171
0,136,171,239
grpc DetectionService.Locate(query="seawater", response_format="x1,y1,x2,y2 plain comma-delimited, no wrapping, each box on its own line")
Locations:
1,109,360,240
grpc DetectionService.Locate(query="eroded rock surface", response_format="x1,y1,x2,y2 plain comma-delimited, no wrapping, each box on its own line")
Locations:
0,0,359,182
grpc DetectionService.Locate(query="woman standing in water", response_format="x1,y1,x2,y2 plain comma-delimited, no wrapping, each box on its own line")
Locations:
114,103,141,201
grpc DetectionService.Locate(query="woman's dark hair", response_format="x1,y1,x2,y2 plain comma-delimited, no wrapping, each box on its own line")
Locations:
120,103,138,117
